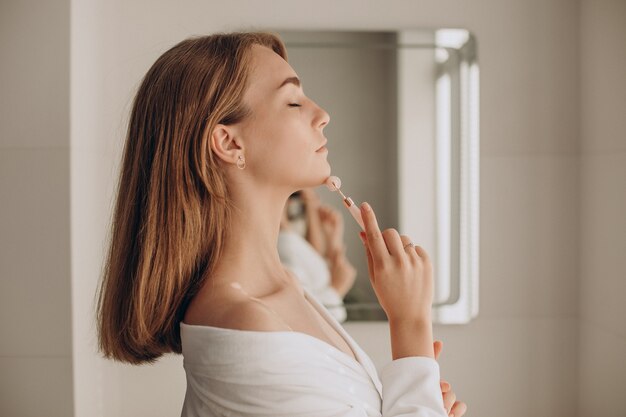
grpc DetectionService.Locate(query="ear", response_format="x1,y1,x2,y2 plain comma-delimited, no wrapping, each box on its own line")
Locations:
210,123,244,165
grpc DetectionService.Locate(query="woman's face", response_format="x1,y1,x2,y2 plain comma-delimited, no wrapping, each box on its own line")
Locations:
237,44,331,188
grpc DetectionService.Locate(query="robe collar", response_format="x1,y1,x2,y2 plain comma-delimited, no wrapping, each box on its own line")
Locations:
302,286,383,399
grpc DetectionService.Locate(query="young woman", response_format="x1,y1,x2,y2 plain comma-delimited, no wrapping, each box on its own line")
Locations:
96,31,467,417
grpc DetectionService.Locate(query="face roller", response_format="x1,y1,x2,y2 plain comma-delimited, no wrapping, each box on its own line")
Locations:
324,176,365,231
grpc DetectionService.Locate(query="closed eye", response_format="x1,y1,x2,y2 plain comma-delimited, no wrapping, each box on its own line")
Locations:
288,103,302,107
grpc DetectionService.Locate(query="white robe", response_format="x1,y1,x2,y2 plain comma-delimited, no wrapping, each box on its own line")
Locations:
180,286,448,417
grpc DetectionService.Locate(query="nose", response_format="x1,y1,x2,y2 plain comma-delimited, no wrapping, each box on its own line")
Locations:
316,105,330,130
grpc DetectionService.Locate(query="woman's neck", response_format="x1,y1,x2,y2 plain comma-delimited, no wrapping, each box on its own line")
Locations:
208,189,294,298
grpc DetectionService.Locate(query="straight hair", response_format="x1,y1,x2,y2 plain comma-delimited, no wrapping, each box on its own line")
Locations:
96,32,288,364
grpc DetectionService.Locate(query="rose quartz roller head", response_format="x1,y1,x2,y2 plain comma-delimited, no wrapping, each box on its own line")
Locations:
324,176,365,231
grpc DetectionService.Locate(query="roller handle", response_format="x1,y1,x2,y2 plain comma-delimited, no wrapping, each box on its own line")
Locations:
343,197,365,231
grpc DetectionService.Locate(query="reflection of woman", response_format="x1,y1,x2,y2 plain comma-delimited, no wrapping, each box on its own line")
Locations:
96,32,466,417
278,188,357,322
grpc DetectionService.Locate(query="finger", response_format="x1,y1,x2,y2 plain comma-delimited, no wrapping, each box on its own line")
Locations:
442,391,457,414
382,229,405,258
399,235,420,262
440,380,450,392
413,244,431,263
434,340,443,360
360,232,376,286
360,203,390,264
450,401,467,417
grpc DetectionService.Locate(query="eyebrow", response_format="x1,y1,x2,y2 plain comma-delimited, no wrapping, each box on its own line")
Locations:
277,76,301,90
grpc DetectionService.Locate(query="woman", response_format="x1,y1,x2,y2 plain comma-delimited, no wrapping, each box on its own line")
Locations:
96,32,467,417
278,188,357,321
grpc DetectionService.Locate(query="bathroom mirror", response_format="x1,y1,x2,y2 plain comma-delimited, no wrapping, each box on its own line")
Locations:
271,29,480,324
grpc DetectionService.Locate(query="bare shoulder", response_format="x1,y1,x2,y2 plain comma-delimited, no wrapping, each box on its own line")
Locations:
217,299,292,332
184,289,291,333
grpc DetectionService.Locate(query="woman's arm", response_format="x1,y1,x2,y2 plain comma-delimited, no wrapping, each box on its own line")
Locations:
327,247,357,298
301,190,326,255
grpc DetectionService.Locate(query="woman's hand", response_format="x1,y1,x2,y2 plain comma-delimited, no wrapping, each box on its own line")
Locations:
317,204,345,258
357,202,433,323
328,249,357,298
435,340,467,417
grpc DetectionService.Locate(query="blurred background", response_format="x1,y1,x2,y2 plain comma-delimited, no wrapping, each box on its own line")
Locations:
1,0,624,416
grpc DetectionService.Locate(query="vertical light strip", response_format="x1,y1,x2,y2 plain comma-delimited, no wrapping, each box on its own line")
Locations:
436,72,452,306
469,61,480,318
458,59,471,322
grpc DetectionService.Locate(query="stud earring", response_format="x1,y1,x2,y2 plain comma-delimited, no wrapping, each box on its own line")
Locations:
236,155,246,170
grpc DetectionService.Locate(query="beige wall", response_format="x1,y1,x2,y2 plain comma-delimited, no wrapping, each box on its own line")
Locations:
1,0,624,416
578,0,626,415
0,0,73,416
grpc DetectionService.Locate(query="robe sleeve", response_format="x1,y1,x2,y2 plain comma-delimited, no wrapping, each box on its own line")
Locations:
311,356,449,417
378,356,449,416
278,356,448,417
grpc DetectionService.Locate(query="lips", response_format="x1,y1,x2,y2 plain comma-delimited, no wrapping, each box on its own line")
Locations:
316,140,328,151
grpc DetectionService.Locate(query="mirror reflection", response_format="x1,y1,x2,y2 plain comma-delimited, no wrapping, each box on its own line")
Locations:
272,29,480,323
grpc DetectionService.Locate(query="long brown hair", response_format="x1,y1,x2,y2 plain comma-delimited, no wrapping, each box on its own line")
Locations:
96,32,288,364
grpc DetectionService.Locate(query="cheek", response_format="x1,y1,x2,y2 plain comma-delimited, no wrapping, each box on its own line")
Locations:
250,112,293,143
246,114,314,173
267,146,303,170
255,141,315,181
263,121,306,153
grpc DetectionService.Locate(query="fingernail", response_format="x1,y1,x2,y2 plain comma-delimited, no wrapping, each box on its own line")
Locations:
362,202,371,212
359,231,366,243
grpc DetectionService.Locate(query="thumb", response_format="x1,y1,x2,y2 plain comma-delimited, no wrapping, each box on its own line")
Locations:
434,340,443,361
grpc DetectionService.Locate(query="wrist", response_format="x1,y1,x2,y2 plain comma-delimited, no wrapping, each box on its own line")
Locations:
388,318,434,360
389,316,432,331
325,244,346,259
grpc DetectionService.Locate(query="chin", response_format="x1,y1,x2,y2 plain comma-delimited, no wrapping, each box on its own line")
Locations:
296,168,331,190
317,162,332,182
290,159,331,189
